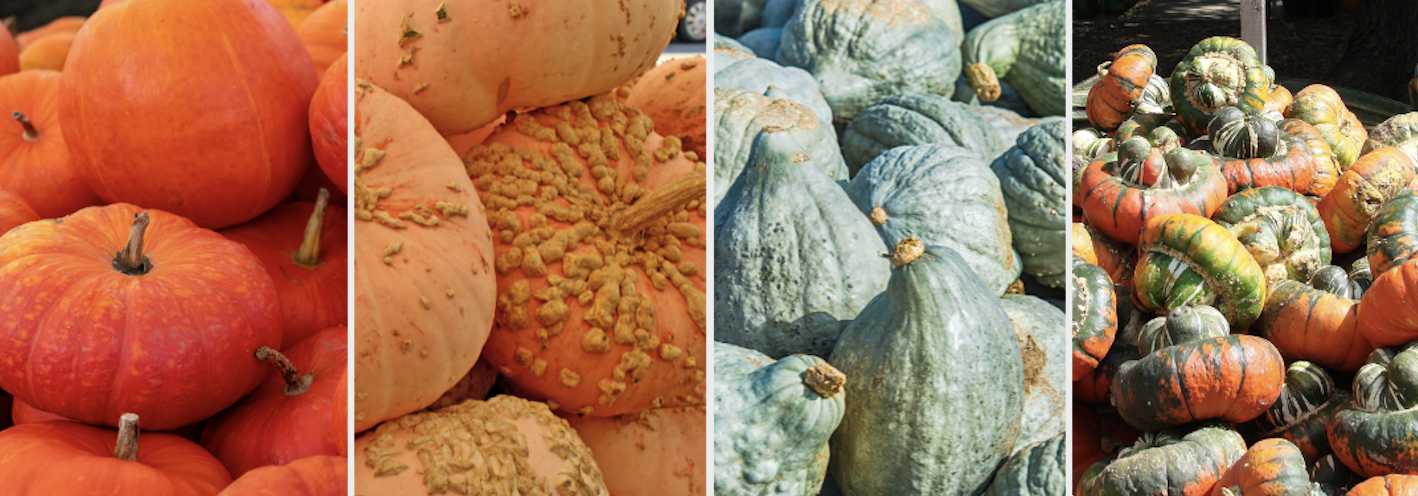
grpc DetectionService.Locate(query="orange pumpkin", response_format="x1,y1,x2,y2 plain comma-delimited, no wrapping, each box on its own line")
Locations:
17,33,74,72
10,397,68,424
332,368,347,457
0,414,232,494
352,80,497,433
0,27,17,77
0,205,282,430
14,17,85,51
469,96,707,417
1086,44,1158,132
354,396,609,495
267,0,324,28
0,186,38,233
1357,257,1418,348
1210,438,1312,496
353,0,683,135
1318,147,1417,253
217,455,347,496
565,406,706,496
296,0,347,79
0,70,101,218
1347,475,1418,496
310,54,347,195
60,0,318,229
627,55,707,160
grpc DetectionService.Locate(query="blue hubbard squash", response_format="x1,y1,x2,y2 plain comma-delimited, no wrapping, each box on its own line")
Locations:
985,433,1066,496
736,27,783,60
715,128,890,359
1000,294,1065,454
1077,424,1247,496
713,342,847,496
846,144,1019,296
777,0,960,123
840,92,1003,175
713,87,846,208
972,105,1050,150
830,238,1024,496
992,120,1067,287
714,47,833,129
715,35,758,58
960,1,1066,116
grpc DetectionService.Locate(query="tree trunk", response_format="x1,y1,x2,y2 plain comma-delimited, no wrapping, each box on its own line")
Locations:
1331,0,1418,103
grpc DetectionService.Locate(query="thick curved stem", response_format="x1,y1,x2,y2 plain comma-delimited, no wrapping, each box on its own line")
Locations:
114,212,152,275
294,188,330,268
113,413,139,462
611,173,706,234
966,62,1002,103
12,111,38,142
256,346,313,396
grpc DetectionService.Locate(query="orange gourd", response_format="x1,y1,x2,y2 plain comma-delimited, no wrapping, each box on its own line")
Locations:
0,70,100,218
1357,257,1418,348
470,96,707,417
353,0,683,135
310,54,347,194
351,80,496,433
1086,44,1157,132
296,0,347,79
1317,147,1417,253
14,17,85,51
0,414,232,494
60,0,318,229
565,406,706,496
627,56,708,160
17,33,73,72
217,455,347,496
0,186,38,233
1289,85,1369,168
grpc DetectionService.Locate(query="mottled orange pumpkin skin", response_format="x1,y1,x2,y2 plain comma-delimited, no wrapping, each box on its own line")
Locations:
0,419,233,495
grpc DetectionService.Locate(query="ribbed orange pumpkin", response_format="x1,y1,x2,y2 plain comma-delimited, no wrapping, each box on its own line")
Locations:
9,397,67,424
0,186,38,233
217,455,346,496
17,33,74,72
627,56,707,160
60,0,318,229
1347,475,1418,496
296,0,347,79
310,54,347,195
332,368,347,457
0,204,282,430
0,70,100,218
352,81,497,433
353,0,682,135
470,96,707,417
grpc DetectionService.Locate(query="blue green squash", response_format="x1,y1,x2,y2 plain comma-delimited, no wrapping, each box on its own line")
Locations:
985,433,1066,496
992,120,1067,287
840,92,1003,175
960,1,1066,116
713,87,846,208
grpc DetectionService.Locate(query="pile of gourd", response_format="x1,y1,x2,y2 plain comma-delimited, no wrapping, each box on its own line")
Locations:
350,1,708,495
1072,36,1418,495
712,0,1067,495
0,0,350,494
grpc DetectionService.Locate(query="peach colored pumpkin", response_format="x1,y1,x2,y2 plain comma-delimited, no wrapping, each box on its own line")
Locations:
566,406,706,496
627,55,707,160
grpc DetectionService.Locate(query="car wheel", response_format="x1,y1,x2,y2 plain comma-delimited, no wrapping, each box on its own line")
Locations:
679,0,706,42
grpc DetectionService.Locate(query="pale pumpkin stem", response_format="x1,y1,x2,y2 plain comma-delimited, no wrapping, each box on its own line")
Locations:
611,172,706,233
113,413,139,462
294,188,330,268
12,111,38,141
802,363,846,398
114,212,152,275
256,346,313,396
965,63,1002,103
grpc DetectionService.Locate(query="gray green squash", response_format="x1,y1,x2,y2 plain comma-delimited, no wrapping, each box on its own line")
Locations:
840,92,1004,175
777,0,961,123
971,104,1050,151
737,27,784,61
714,342,848,496
713,87,847,208
961,1,1066,116
715,47,835,129
715,127,891,359
985,433,1066,496
829,239,1024,496
1000,294,1066,454
992,120,1068,287
846,144,1020,295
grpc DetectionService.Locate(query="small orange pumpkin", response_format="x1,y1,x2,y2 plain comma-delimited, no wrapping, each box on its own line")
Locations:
217,455,347,496
296,0,347,79
14,17,85,51
0,70,101,218
0,186,38,233
17,33,73,72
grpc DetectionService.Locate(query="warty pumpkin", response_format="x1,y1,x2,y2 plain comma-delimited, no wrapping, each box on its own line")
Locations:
352,80,497,432
567,406,705,496
355,396,609,495
1170,37,1271,136
1318,147,1418,254
217,455,346,496
840,92,1003,175
1356,257,1418,349
1244,361,1350,464
1079,147,1229,245
713,342,844,496
829,239,1024,496
0,186,38,234
0,413,232,495
1078,424,1247,496
1072,256,1118,380
1112,334,1284,431
0,70,100,218
469,96,707,416
960,1,1066,116
1288,85,1369,168
295,0,346,80
627,56,708,160
60,0,318,229
310,53,348,195
717,126,888,359
1328,343,1418,477
1086,44,1158,131
1368,189,1418,276
712,86,845,208
1210,438,1312,496
1213,186,1331,284
200,327,347,478
355,0,681,136
1133,213,1268,329
0,205,281,430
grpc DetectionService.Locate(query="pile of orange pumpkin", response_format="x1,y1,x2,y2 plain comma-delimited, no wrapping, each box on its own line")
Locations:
349,0,707,494
0,0,349,494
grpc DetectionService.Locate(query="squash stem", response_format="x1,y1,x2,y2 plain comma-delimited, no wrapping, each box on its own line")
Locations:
802,363,846,398
256,346,313,396
114,212,152,275
12,111,38,142
611,172,706,234
113,413,139,462
965,63,1002,103
294,188,330,268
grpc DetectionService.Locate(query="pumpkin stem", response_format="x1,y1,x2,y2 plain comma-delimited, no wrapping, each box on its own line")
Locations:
868,206,888,226
256,346,313,396
884,237,926,269
802,363,846,398
294,188,330,268
965,62,1002,103
611,172,706,234
12,111,38,141
113,413,140,462
114,212,153,275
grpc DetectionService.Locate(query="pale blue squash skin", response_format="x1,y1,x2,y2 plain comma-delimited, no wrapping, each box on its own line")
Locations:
713,87,848,209
992,120,1068,288
1000,294,1066,454
841,93,1004,175
846,144,1020,295
828,244,1024,496
715,342,847,496
777,0,960,123
716,35,759,57
715,129,891,359
985,433,1067,496
714,42,835,130
961,1,1066,116
738,27,784,61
